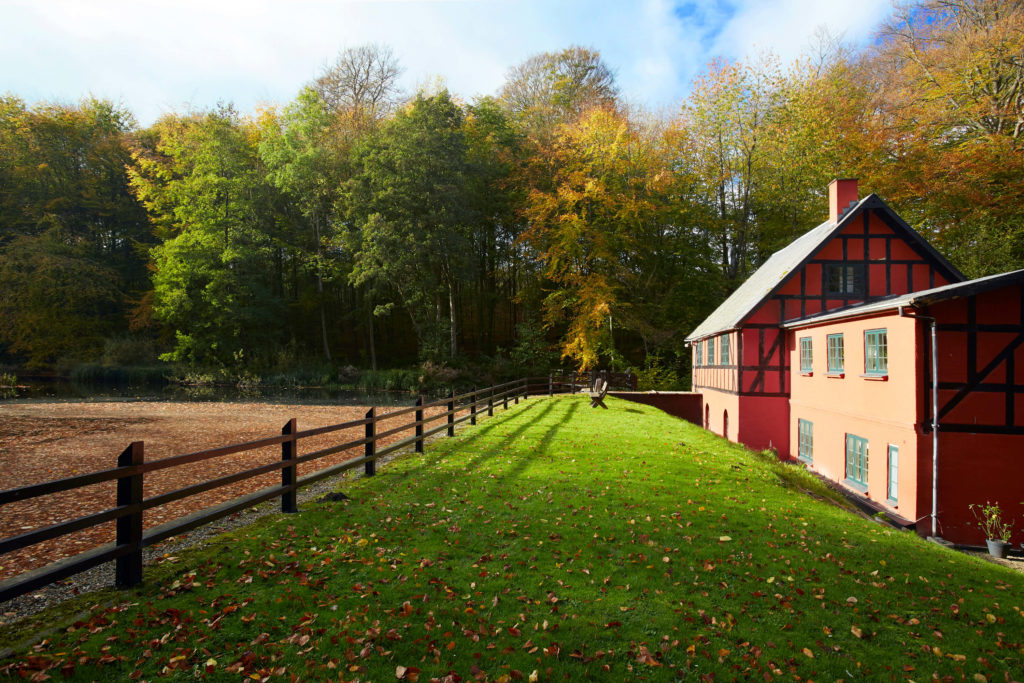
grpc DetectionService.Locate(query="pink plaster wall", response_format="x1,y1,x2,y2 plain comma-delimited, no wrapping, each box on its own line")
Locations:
788,313,922,522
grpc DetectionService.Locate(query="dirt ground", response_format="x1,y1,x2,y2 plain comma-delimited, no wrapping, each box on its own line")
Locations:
0,400,448,581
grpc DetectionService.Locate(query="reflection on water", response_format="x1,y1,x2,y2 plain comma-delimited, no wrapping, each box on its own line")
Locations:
1,378,417,407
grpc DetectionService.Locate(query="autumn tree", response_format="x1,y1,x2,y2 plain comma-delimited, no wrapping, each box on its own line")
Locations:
524,107,716,369
861,0,1024,275
313,44,404,133
500,46,619,135
0,97,152,366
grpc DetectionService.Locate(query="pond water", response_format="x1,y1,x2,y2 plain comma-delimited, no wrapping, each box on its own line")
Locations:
0,377,418,406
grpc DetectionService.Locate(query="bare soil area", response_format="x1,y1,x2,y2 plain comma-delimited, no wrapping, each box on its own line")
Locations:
0,401,445,581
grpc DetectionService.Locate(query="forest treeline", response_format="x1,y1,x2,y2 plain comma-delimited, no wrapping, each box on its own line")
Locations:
1,0,1022,386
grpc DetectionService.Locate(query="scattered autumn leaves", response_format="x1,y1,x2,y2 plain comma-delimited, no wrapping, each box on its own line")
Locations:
2,396,1022,681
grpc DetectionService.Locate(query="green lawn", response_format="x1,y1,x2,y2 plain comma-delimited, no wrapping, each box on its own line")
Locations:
2,396,1023,681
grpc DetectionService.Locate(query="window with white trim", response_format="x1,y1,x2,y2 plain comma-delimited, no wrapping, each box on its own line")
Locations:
865,329,888,376
798,419,813,462
827,334,844,373
799,337,813,373
845,434,868,487
887,445,898,502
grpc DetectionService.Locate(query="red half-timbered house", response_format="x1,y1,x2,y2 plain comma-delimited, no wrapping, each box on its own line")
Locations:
687,179,963,452
686,179,1024,544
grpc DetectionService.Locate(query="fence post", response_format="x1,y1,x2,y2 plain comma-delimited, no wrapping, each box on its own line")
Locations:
415,396,424,453
488,387,494,417
470,387,477,425
503,386,508,410
365,407,376,476
447,389,455,437
548,373,553,396
570,372,575,395
115,441,144,589
281,418,298,513
519,379,524,403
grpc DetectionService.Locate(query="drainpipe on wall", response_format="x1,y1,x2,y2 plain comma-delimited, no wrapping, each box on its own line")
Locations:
900,306,940,538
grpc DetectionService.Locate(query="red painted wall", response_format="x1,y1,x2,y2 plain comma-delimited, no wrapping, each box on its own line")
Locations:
923,284,1024,545
608,392,703,425
739,395,789,453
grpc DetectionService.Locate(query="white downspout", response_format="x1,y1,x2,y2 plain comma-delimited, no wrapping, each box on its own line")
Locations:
900,305,940,537
930,318,939,538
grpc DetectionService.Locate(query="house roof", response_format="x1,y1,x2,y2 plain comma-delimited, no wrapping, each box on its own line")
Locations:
782,268,1024,329
684,194,965,342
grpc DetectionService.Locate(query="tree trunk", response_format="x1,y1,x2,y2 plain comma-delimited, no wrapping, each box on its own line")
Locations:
368,308,377,371
449,281,457,359
317,273,331,362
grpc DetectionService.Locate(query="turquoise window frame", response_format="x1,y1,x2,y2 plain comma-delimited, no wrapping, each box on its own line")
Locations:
720,335,730,365
827,334,844,373
799,337,813,373
707,338,715,366
865,328,888,376
798,419,813,462
695,342,703,367
845,434,868,487
887,444,899,502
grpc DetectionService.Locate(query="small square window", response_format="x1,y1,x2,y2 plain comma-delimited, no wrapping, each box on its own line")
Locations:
827,334,844,373
825,264,864,296
865,329,888,376
799,337,813,373
798,419,813,462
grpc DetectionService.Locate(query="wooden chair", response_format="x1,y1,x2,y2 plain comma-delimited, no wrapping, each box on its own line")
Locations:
589,377,609,409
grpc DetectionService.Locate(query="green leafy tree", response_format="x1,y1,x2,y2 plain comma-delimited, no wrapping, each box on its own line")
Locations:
259,88,346,361
129,106,285,367
342,91,476,360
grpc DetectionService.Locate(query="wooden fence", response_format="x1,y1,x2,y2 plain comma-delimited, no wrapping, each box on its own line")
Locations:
0,372,637,603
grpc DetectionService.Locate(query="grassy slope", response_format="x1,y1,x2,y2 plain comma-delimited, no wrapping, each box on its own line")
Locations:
2,396,1022,681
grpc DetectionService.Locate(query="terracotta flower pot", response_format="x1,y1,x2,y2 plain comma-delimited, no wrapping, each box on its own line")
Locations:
986,539,1011,559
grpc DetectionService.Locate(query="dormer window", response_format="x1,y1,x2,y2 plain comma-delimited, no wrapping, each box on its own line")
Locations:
825,264,864,296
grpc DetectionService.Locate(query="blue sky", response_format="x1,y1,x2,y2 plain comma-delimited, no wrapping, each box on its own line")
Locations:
1,0,892,126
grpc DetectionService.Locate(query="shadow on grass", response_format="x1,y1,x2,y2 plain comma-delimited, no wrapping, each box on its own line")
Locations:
502,398,581,482
375,396,561,484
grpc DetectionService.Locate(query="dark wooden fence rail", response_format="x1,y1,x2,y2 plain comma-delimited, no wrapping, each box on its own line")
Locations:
0,376,593,603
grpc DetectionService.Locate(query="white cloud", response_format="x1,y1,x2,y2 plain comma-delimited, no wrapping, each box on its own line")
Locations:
709,0,892,64
0,0,894,126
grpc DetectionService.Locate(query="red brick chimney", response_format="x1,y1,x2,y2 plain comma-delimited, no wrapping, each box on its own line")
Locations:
829,178,858,224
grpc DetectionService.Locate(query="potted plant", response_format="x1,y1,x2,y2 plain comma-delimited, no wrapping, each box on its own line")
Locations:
970,502,1013,558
